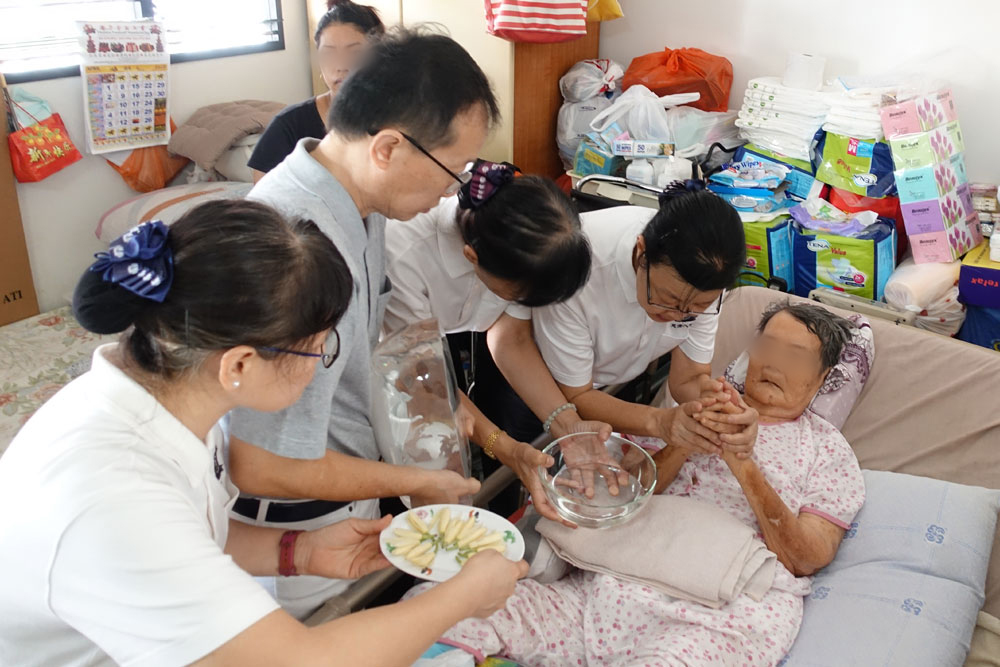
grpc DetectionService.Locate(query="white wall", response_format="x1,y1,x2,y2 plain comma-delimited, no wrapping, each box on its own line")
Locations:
11,0,312,312
601,0,999,179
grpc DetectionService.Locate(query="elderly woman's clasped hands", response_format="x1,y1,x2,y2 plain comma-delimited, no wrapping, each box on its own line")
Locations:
688,375,760,462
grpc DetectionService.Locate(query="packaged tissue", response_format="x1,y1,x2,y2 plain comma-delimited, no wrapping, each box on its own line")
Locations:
879,88,958,140
791,219,897,300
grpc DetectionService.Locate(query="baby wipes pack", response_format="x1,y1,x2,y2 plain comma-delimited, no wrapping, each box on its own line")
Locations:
733,144,818,200
792,220,897,300
740,214,794,291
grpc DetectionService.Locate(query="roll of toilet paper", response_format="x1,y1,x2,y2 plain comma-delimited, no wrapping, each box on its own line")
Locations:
782,53,826,91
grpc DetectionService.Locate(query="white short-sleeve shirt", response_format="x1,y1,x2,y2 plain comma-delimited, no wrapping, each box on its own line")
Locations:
0,345,279,667
533,206,720,388
384,196,531,335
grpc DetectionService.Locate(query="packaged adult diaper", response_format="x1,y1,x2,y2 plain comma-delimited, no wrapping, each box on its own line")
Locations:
792,220,897,300
740,214,794,291
815,132,897,198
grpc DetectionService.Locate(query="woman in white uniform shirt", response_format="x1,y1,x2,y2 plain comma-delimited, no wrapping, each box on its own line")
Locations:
385,162,609,525
533,182,759,464
0,200,526,667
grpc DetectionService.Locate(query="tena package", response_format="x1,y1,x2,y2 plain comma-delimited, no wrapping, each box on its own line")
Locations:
791,219,897,300
814,132,897,198
740,213,794,291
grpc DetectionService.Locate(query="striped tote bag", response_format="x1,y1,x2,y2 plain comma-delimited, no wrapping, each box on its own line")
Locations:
484,0,588,43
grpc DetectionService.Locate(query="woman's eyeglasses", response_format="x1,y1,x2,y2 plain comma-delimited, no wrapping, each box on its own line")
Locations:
259,329,341,369
399,132,473,196
642,256,723,317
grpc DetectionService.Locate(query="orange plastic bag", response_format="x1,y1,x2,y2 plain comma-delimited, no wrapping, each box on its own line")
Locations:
622,48,733,112
106,119,188,193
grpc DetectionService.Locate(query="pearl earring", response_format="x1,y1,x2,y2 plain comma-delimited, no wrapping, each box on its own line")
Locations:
233,381,240,388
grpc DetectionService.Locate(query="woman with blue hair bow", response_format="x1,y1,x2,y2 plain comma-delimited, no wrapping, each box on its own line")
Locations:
0,200,527,666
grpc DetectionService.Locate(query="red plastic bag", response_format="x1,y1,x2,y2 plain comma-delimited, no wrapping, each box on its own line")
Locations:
484,0,588,43
106,119,188,193
7,112,82,183
828,187,909,261
622,48,733,112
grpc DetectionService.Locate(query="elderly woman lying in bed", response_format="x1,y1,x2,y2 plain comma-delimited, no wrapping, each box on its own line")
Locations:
427,302,866,666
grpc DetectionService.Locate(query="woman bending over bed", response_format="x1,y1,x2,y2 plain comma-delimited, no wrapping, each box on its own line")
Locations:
421,302,866,667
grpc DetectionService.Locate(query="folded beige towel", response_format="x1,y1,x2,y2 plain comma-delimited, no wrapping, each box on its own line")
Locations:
537,495,776,609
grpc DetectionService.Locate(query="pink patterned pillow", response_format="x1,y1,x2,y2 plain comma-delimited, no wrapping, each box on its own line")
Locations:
723,313,874,429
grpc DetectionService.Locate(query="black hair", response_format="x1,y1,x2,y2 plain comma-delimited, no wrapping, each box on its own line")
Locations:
315,0,385,45
457,176,590,308
328,26,500,149
757,301,856,371
642,180,745,291
72,199,353,379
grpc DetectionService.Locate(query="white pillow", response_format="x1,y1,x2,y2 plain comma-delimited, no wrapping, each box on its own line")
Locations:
96,181,252,243
780,470,1000,666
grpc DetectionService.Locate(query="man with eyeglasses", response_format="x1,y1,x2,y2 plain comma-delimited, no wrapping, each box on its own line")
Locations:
227,28,499,620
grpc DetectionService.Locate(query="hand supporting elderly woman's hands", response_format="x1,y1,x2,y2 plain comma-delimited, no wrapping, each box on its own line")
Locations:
694,377,759,460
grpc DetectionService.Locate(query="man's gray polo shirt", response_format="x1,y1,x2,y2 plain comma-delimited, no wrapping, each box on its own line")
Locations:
229,138,389,463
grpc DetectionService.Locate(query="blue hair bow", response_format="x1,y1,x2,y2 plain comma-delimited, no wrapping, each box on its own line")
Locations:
89,220,173,302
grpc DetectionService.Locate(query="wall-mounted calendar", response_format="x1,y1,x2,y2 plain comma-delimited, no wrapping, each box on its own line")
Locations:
77,21,169,155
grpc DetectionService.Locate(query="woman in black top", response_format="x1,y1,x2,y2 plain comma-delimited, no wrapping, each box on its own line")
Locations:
248,0,384,181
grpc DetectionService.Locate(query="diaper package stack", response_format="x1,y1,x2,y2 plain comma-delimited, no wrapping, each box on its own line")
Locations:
706,160,796,291
735,77,829,162
881,88,982,263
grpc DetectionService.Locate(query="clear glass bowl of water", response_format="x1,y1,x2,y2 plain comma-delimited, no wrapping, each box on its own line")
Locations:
537,432,657,529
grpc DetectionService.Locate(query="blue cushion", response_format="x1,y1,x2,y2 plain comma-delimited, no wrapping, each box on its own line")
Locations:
782,470,1000,666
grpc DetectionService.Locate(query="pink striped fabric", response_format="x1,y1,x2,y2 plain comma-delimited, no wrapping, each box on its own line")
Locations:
485,0,588,43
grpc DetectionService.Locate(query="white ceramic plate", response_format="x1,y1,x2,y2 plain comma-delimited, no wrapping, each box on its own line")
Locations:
380,504,525,582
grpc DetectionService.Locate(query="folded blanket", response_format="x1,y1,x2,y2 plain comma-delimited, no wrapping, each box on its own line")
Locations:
168,100,285,170
537,495,776,609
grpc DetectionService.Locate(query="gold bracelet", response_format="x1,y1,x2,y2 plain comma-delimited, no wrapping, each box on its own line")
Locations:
483,428,504,460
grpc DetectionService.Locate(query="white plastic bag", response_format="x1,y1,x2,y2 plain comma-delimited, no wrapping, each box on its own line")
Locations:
559,58,624,102
664,106,740,159
557,95,613,169
589,85,700,143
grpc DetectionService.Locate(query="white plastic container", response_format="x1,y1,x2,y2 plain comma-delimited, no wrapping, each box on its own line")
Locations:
990,232,1000,263
626,158,654,187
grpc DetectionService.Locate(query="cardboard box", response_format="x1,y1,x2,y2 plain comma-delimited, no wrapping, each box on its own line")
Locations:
0,85,40,326
959,241,1000,308
573,138,626,178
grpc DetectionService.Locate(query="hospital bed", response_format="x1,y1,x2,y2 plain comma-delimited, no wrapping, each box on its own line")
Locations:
308,285,1000,666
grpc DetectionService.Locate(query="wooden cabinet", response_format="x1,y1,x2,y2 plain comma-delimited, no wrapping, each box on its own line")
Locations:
306,1,599,178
